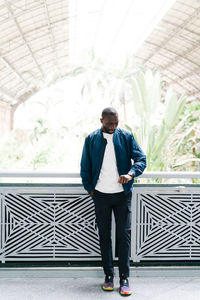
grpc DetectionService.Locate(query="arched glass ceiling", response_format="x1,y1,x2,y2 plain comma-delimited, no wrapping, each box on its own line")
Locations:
133,0,200,100
0,0,68,107
69,0,175,65
0,0,200,110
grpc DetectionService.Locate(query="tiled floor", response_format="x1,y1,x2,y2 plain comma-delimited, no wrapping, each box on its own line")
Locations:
0,276,200,300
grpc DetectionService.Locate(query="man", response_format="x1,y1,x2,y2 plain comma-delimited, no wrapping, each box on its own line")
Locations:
80,107,146,296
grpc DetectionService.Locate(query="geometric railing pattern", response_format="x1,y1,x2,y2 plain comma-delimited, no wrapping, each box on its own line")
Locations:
1,184,200,263
0,187,101,262
132,188,200,262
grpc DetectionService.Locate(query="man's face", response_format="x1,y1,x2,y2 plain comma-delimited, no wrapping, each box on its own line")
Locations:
101,114,119,134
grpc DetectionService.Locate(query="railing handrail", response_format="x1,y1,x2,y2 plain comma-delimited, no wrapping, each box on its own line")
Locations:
0,171,200,178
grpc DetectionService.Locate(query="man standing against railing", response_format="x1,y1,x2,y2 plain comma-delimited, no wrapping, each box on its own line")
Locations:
80,107,146,296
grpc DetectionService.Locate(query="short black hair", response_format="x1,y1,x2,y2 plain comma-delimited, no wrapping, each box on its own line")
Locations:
101,107,118,118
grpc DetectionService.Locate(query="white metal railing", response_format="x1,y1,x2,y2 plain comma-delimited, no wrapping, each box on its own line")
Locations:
0,172,200,263
0,171,200,178
132,185,200,261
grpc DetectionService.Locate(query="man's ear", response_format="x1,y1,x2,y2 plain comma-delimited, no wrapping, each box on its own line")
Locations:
100,118,103,124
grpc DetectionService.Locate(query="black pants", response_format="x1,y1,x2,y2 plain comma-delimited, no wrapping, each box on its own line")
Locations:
93,189,132,278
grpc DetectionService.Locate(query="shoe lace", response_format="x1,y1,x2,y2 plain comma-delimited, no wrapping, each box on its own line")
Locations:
120,278,129,287
105,275,113,283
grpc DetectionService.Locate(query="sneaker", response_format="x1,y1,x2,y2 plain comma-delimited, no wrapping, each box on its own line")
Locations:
102,275,114,291
119,278,132,296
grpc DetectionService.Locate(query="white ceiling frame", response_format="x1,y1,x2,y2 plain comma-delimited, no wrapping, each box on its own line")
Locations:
143,6,200,64
144,41,200,68
135,54,198,95
188,89,200,97
162,70,199,95
0,86,16,103
137,41,200,93
11,86,39,111
0,2,43,26
160,37,200,71
2,18,68,58
0,53,27,85
43,0,59,72
168,67,200,86
134,55,192,93
4,0,45,79
162,20,200,42
158,73,193,95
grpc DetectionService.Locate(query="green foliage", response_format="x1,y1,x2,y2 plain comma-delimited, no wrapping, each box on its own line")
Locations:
0,55,199,173
124,69,200,171
169,101,200,171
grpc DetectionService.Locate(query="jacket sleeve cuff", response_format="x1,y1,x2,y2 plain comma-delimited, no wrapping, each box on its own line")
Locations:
87,186,93,194
128,170,135,178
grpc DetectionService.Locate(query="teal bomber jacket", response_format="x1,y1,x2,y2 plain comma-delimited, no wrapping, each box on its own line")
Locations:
80,128,146,195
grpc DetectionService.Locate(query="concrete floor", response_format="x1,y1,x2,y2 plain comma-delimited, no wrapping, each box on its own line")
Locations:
0,276,200,300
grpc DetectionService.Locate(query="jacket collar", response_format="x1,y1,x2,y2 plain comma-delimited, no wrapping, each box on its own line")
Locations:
100,127,119,136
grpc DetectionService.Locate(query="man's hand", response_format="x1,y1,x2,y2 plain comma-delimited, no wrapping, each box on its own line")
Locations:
118,174,133,184
90,190,94,197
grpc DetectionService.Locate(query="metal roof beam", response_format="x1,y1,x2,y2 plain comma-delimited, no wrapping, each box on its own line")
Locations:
11,86,39,111
161,39,200,71
143,41,200,67
0,86,17,102
188,90,200,97
4,0,45,79
134,54,199,95
162,71,199,95
139,42,200,92
143,5,200,64
162,20,200,40
167,67,200,86
0,2,68,26
12,70,72,110
43,0,59,71
0,1,33,24
134,55,192,93
0,54,28,85
3,18,68,58
160,75,193,95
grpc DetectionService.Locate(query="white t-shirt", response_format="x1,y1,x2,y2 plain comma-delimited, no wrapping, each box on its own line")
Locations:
95,132,123,193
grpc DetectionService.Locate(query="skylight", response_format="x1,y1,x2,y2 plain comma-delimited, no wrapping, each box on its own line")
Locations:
69,0,176,66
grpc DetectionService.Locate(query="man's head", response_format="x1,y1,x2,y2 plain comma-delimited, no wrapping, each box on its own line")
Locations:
101,107,119,134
